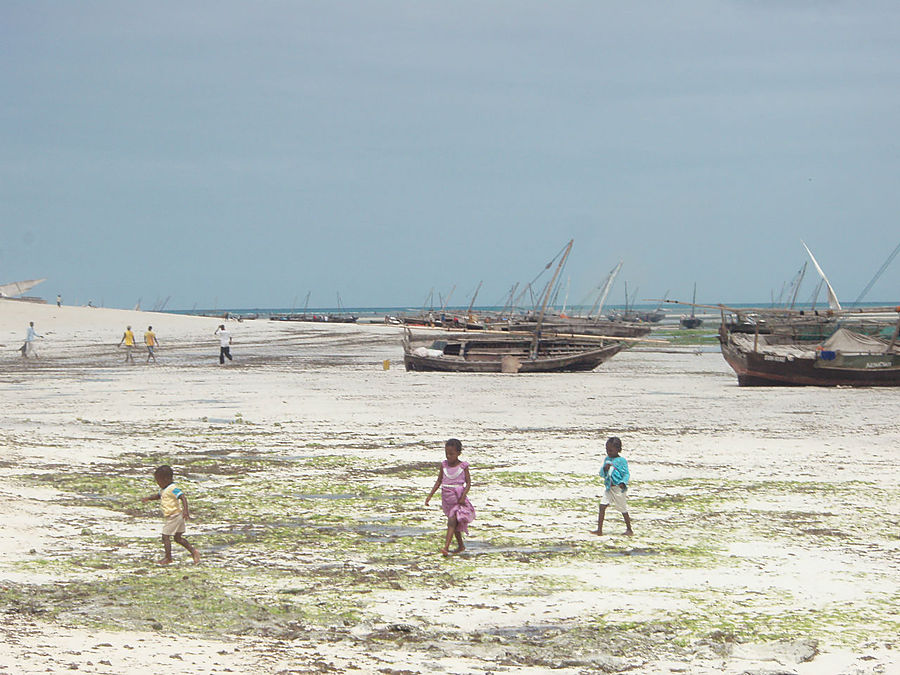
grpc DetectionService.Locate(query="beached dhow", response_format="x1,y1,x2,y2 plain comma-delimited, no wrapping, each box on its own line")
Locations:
718,317,900,386
402,328,628,373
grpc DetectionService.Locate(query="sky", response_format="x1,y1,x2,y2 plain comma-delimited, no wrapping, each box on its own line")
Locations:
1,1,899,310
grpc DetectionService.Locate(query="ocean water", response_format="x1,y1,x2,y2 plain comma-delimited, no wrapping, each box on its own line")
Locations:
172,301,897,321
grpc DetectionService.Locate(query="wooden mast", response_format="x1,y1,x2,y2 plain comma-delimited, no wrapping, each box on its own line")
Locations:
531,239,574,358
464,280,483,331
690,283,697,318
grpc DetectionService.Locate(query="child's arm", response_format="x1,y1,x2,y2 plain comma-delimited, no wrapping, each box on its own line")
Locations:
141,492,160,503
179,493,191,520
600,459,610,476
459,465,471,502
424,467,442,505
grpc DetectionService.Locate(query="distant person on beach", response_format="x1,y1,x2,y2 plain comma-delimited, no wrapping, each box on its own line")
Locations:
56,294,61,307
141,465,200,565
591,436,633,536
118,325,136,364
425,438,476,556
215,324,233,364
22,321,42,358
144,325,159,363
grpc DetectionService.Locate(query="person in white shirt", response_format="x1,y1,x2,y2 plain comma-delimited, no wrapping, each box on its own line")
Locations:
23,321,42,358
214,324,233,364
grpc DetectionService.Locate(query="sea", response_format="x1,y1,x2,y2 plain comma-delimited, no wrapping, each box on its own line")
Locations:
171,301,898,326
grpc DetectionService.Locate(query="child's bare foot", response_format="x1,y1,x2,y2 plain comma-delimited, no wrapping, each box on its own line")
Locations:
157,557,173,565
192,550,201,564
440,548,450,556
623,530,634,536
589,529,603,536
450,545,465,554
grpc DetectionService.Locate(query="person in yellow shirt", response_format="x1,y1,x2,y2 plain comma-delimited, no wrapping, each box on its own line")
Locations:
118,325,136,364
144,325,159,363
141,465,200,565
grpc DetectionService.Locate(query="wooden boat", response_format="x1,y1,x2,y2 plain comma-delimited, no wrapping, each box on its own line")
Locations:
269,313,358,323
719,323,900,386
500,316,651,338
403,328,628,373
402,240,640,373
608,283,666,323
680,283,703,329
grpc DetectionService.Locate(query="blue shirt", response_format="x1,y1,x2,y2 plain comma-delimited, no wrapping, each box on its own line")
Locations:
601,456,629,489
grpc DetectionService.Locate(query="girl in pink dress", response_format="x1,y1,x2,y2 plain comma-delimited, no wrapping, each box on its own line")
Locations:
425,438,475,555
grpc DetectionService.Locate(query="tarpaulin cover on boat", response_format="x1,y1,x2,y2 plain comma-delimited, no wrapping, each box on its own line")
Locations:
822,328,893,354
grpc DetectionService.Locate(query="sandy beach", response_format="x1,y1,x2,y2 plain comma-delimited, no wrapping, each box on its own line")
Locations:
0,298,897,674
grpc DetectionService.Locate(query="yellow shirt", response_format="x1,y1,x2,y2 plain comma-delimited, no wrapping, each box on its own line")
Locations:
144,331,156,346
123,330,135,346
159,483,184,517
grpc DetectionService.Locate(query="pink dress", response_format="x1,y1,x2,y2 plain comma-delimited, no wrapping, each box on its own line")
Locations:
440,460,476,533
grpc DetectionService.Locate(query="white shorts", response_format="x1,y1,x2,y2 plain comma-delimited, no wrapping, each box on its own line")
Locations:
162,513,186,536
600,484,628,513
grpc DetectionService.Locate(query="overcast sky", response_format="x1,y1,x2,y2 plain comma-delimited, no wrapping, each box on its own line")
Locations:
2,2,899,310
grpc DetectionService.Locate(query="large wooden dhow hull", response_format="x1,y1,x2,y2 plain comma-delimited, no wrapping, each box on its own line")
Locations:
720,332,900,387
501,319,651,339
402,330,627,373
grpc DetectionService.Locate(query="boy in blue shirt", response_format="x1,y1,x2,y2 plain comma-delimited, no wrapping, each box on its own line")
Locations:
591,436,633,536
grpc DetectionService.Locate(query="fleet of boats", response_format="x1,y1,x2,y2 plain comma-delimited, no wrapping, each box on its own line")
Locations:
8,240,897,387
398,240,900,387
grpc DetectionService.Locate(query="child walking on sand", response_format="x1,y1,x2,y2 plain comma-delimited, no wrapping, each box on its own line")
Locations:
425,438,476,556
141,465,201,565
591,436,634,536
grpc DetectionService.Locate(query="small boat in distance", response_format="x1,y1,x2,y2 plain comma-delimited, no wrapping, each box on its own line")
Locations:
680,283,703,329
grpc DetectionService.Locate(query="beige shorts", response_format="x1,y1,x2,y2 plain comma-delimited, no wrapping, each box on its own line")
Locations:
600,484,628,513
162,513,186,536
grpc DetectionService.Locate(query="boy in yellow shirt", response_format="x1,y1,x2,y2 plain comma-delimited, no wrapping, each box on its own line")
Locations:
141,465,200,565
118,325,136,364
144,325,159,363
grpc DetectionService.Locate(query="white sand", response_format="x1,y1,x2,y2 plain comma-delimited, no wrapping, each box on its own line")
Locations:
0,298,897,674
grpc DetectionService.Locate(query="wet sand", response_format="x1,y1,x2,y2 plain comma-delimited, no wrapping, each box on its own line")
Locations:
1,299,898,674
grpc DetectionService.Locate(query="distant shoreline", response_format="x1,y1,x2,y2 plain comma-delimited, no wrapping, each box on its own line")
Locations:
170,300,898,317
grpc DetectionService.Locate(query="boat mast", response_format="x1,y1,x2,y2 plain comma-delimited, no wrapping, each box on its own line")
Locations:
464,280,483,330
532,239,574,356
788,263,807,310
439,285,456,313
690,283,697,318
802,241,841,311
588,261,622,318
500,282,519,319
421,288,434,313
854,240,900,306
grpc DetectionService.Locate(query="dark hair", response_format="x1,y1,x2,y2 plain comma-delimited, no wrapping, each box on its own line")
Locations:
606,436,622,451
445,438,462,453
154,465,174,482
